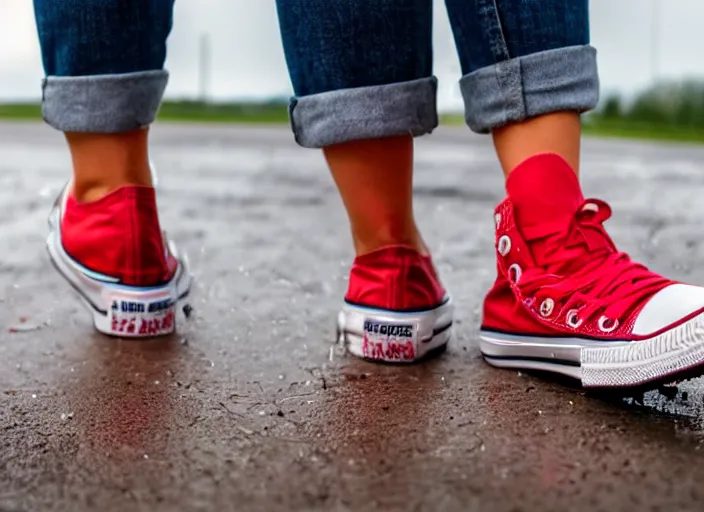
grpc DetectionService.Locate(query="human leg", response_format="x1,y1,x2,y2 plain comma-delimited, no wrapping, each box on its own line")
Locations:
35,0,173,198
445,0,594,174
276,0,452,362
35,0,191,337
447,0,704,389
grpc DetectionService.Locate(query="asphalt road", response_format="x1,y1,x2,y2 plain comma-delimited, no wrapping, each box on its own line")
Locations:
3,123,704,512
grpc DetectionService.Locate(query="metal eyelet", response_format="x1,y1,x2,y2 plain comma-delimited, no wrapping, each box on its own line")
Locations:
539,298,555,318
581,202,600,213
508,264,522,284
497,235,511,256
494,213,502,229
566,309,583,329
598,316,619,333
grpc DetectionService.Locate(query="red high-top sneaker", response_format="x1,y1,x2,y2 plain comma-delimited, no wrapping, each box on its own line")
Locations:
480,153,704,389
337,245,453,363
46,183,192,337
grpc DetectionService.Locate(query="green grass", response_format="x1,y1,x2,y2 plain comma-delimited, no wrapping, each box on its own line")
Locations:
439,113,465,126
0,103,41,119
582,117,704,144
442,112,704,145
2,102,704,145
0,101,291,124
157,101,289,123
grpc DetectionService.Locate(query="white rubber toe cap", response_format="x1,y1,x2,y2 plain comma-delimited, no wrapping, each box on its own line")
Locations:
632,284,704,335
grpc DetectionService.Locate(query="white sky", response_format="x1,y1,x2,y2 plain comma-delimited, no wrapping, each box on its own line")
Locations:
0,0,699,110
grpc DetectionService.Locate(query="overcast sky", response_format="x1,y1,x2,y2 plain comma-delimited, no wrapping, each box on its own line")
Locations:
0,0,701,110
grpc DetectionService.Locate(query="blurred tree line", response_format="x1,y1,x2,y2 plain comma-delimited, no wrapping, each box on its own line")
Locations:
596,80,704,129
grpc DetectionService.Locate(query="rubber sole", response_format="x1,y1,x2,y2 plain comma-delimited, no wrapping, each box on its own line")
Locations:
480,314,704,390
337,298,454,364
47,197,192,339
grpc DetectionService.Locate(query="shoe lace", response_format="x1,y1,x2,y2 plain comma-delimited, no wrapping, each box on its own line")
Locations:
516,199,669,328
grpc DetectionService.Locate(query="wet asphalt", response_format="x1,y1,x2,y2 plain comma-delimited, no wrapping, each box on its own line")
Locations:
3,123,704,511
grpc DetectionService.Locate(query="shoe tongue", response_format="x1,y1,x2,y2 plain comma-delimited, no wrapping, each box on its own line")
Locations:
506,154,584,231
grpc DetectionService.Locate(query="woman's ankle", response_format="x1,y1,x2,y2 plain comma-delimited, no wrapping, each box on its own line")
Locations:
66,128,153,202
351,224,429,256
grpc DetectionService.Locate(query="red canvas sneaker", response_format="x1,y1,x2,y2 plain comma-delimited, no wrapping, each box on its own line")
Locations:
480,153,704,389
337,245,453,363
46,183,192,338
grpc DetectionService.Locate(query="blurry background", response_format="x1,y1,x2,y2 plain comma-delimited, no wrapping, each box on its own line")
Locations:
0,0,701,141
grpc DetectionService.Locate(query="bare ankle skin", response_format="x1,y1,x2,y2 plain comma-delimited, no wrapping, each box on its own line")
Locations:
66,128,152,202
324,135,428,256
492,112,581,178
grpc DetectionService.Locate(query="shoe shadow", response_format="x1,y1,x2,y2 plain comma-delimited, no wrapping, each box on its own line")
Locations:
522,368,704,428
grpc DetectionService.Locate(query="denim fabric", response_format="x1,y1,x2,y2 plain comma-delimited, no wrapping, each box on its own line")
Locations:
276,0,433,97
42,72,169,133
33,0,174,132
34,0,174,76
461,46,598,133
445,0,590,75
290,78,438,147
276,0,599,146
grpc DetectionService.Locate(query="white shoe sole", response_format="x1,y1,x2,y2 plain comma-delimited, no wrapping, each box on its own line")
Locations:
47,194,192,339
337,297,453,363
480,313,704,389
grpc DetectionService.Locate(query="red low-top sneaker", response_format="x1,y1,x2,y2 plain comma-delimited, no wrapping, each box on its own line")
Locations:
337,245,453,363
46,183,192,338
480,153,704,390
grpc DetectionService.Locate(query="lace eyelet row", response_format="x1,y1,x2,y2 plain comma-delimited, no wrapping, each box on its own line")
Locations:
538,301,618,333
497,210,622,334
497,234,522,287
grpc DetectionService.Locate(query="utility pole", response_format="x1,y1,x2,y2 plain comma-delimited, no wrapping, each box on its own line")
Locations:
650,0,660,84
198,33,211,102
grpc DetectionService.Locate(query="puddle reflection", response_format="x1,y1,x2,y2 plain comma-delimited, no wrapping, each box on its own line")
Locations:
63,334,184,461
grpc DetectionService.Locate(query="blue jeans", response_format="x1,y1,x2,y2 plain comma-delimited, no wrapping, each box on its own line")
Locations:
275,0,599,147
33,0,174,133
33,0,598,139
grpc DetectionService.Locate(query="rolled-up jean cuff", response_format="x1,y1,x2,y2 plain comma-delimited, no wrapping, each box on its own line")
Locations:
289,77,438,148
41,70,168,133
460,45,599,134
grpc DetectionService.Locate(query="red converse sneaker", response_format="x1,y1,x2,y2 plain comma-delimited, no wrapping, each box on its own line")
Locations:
337,246,453,363
46,183,192,338
479,153,704,389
